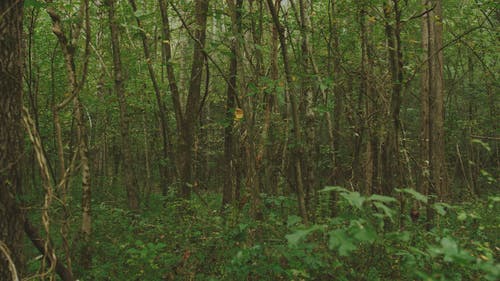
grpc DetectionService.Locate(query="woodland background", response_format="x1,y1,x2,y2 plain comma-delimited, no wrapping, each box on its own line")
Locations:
0,0,498,280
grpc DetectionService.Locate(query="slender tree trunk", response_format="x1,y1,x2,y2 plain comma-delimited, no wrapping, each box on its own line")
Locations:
297,0,316,215
179,0,210,198
46,0,92,269
381,0,403,195
421,0,447,228
107,0,140,209
0,1,25,278
129,0,173,195
74,99,92,269
222,0,243,207
329,0,343,184
267,0,308,223
359,4,378,195
257,0,280,196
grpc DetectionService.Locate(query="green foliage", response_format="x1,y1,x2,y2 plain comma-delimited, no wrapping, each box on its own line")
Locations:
57,188,498,281
24,0,46,8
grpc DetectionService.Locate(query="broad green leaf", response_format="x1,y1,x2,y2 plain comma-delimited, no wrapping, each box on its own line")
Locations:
395,188,428,203
341,191,365,210
457,212,467,221
285,225,321,247
368,194,398,203
287,215,302,227
353,225,377,243
441,237,459,262
433,202,452,216
373,201,395,221
489,196,500,203
134,9,154,20
328,229,357,256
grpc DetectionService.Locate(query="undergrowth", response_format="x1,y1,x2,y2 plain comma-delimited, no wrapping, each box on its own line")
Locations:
25,186,499,281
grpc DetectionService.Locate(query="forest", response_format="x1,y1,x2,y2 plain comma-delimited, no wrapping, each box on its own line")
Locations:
0,0,498,280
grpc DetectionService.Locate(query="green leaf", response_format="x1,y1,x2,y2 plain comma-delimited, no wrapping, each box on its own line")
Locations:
320,186,348,193
433,202,452,216
471,139,491,152
285,225,321,247
441,237,459,262
395,188,428,203
489,196,500,203
353,225,377,243
373,201,395,221
134,9,154,20
328,229,357,256
368,194,398,203
341,191,365,210
287,215,302,227
24,0,46,8
457,212,467,221
387,231,411,242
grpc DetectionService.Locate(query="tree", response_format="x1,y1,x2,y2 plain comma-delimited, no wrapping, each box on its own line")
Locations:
267,0,308,223
0,0,25,278
129,0,174,196
107,0,140,210
181,0,210,198
420,0,447,227
222,0,243,207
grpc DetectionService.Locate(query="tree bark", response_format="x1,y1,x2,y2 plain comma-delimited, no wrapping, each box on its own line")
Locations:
0,1,25,278
381,0,403,195
222,0,243,207
107,0,140,209
421,0,447,228
179,0,210,198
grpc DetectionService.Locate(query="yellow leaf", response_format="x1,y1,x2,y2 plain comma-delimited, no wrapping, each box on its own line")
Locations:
234,108,244,120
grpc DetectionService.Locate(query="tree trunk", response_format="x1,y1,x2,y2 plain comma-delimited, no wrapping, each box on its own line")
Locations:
222,0,243,207
381,0,403,195
421,0,447,228
267,0,308,223
129,0,173,195
179,0,210,198
0,1,25,278
107,0,140,210
359,5,378,195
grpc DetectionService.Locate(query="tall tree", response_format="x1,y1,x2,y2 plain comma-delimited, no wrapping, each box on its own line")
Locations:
381,0,404,194
107,0,140,210
177,0,210,198
0,0,25,278
222,0,243,207
46,0,92,270
267,0,308,223
129,0,174,195
421,0,447,226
